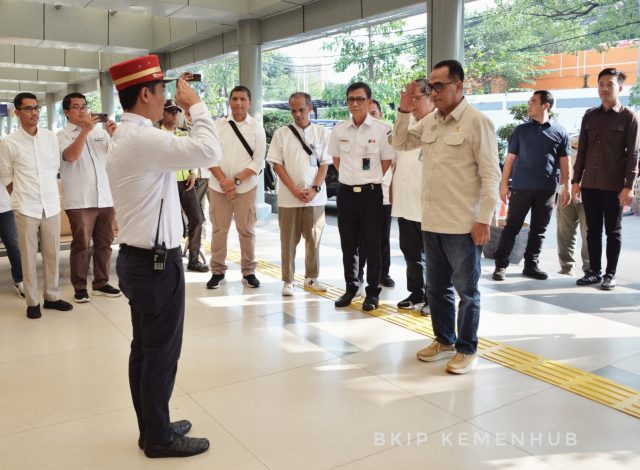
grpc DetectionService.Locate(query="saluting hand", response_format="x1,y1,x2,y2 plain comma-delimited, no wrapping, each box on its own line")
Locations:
174,77,200,111
399,81,416,113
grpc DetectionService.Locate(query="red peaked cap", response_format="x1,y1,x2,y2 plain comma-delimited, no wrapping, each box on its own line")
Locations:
109,54,169,92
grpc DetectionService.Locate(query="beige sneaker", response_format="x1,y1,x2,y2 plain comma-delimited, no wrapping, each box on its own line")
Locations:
446,352,478,374
304,278,328,292
282,282,294,296
416,341,456,362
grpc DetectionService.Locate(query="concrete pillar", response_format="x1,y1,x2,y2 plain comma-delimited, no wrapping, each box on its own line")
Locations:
45,93,55,130
426,0,464,71
100,71,115,117
237,19,270,218
7,111,13,134
0,116,4,136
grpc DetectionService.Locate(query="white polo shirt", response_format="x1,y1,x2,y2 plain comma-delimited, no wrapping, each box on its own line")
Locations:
209,114,266,194
0,127,61,219
327,114,395,185
58,124,114,210
266,123,332,208
106,102,220,250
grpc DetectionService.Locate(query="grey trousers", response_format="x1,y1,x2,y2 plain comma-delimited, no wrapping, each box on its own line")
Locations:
557,200,589,274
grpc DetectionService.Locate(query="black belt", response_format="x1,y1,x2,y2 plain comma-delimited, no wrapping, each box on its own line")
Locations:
119,244,182,258
339,183,381,193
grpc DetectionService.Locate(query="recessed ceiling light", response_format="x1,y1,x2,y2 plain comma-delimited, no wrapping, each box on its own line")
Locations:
130,5,147,12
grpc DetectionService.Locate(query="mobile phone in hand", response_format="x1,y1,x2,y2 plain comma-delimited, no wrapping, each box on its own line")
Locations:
91,113,109,123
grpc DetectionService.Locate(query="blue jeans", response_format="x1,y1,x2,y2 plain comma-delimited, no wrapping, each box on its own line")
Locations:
423,231,481,355
0,210,23,283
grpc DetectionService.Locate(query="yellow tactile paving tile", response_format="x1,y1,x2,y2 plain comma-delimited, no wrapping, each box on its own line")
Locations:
225,250,640,419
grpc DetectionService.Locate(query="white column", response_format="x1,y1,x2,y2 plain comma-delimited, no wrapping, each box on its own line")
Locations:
45,93,56,130
6,111,13,134
237,19,270,218
100,71,115,117
0,116,4,136
426,0,464,71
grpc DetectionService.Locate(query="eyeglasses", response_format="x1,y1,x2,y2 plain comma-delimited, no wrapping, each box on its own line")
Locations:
346,96,367,105
165,109,180,115
17,106,41,113
425,81,455,95
412,94,427,101
69,105,88,111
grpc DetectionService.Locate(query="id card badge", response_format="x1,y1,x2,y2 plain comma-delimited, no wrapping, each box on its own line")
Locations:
152,242,167,271
362,157,371,171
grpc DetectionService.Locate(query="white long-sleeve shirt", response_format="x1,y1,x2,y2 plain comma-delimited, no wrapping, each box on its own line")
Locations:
0,127,61,219
106,101,221,249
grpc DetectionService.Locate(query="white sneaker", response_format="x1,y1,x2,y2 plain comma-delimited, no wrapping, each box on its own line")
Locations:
13,281,25,299
282,282,294,296
304,278,327,292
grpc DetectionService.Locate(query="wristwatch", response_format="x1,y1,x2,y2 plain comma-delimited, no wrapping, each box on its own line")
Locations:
312,185,321,193
234,177,242,186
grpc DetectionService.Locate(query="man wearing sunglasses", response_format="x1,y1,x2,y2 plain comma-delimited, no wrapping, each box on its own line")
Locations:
393,60,500,375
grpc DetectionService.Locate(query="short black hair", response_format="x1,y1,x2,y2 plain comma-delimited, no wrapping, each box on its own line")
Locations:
598,68,627,85
230,85,251,101
370,99,382,115
62,92,86,110
14,92,37,109
534,90,554,109
433,59,465,82
346,81,372,99
117,81,163,111
289,92,312,107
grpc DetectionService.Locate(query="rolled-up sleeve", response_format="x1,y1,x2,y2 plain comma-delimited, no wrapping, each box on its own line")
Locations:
247,122,266,175
473,116,501,225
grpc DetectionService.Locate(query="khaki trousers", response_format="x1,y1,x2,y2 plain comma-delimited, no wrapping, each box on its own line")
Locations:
278,206,325,283
14,211,61,307
209,188,257,275
557,200,589,273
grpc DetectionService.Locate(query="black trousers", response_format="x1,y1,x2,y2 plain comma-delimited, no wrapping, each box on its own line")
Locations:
494,189,555,268
398,217,425,299
337,184,383,297
116,249,185,446
177,180,205,255
358,204,392,281
581,188,623,276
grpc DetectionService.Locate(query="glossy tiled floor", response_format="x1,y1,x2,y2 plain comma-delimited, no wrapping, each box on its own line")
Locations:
1,211,639,469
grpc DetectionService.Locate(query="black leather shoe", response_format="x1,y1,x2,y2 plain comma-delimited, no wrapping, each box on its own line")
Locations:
362,296,379,311
138,420,193,449
26,304,41,319
43,299,73,311
144,434,210,458
187,260,209,273
380,275,395,288
522,265,548,280
397,294,423,309
335,290,357,308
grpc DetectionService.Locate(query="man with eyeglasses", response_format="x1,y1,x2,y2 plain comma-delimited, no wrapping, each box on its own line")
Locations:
391,78,435,314
393,60,500,375
492,91,571,282
572,68,639,290
0,92,74,319
328,82,395,311
58,92,122,303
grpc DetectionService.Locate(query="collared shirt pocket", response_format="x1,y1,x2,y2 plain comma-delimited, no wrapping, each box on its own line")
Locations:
443,134,465,146
364,142,379,156
339,140,352,156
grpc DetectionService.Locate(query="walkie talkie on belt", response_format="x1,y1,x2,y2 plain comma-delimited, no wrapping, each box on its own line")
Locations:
152,199,167,271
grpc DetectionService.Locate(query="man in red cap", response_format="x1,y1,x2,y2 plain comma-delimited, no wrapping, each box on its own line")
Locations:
107,54,221,458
